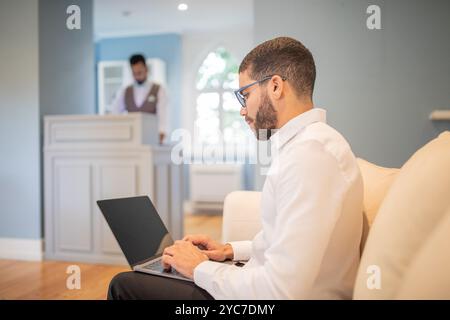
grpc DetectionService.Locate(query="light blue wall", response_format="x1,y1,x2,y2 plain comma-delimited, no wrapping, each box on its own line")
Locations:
0,0,40,239
39,0,95,117
254,0,450,168
95,34,183,130
39,0,95,238
0,0,95,239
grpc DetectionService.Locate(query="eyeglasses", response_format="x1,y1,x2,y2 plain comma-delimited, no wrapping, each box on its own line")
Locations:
234,75,287,108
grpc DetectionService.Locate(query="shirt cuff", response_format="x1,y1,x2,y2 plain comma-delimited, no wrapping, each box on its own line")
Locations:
193,260,226,294
227,241,252,261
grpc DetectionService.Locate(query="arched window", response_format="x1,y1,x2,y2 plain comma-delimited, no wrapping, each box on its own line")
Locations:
194,47,248,148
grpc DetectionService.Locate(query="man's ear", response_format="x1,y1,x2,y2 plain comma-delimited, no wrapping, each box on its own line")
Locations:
270,75,284,100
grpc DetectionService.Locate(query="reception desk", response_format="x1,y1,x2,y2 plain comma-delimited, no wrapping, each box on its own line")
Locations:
43,113,183,265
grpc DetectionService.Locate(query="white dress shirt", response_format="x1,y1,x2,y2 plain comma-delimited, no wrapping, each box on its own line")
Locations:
111,80,169,134
194,107,363,299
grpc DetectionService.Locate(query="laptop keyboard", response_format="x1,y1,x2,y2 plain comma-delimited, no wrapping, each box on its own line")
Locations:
143,259,185,277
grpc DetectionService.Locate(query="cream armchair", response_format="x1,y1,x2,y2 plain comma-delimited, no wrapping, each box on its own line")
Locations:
222,131,450,299
222,190,262,243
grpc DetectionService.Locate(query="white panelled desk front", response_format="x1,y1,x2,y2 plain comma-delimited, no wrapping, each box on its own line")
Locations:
44,113,182,265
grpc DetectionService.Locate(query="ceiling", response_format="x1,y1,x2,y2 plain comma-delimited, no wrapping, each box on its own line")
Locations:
94,0,254,39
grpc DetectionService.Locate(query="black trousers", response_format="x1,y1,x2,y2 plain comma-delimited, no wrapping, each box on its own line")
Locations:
107,271,214,300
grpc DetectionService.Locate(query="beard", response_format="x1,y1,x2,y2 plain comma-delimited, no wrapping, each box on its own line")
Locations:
136,78,147,85
251,92,278,140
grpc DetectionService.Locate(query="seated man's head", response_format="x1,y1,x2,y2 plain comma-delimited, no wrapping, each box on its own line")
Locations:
236,37,316,140
129,54,148,85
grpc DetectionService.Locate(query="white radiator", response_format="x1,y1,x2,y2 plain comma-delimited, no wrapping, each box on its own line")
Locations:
190,164,243,212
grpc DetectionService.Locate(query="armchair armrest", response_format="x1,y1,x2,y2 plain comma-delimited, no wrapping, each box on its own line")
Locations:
222,191,262,243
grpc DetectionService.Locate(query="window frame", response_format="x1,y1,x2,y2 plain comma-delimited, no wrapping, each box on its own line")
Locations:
194,48,245,149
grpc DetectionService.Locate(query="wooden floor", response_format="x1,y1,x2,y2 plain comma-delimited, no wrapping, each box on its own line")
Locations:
0,260,128,300
0,214,222,300
184,213,222,242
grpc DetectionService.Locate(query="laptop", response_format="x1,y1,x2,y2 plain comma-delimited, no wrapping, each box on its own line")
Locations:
97,196,193,282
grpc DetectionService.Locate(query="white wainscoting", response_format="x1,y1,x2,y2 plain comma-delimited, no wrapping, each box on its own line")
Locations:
0,238,43,261
44,114,183,265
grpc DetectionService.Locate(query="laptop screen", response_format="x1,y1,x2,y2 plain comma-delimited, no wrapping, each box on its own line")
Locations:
97,196,173,267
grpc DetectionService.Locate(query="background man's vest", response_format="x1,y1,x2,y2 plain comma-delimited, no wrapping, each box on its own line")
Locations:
125,83,160,114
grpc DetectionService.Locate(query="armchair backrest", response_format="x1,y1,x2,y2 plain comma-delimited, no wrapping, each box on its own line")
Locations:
354,132,450,299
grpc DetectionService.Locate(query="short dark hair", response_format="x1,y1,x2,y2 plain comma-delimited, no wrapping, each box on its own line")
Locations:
239,37,316,99
129,54,146,66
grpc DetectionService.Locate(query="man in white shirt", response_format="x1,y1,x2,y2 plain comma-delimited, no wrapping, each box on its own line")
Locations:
111,54,169,144
108,37,363,300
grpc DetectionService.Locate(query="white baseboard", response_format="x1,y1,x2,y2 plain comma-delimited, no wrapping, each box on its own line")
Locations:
0,238,44,261
187,200,224,214
183,200,193,214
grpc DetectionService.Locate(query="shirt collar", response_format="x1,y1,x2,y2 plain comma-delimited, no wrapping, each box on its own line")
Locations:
270,107,327,151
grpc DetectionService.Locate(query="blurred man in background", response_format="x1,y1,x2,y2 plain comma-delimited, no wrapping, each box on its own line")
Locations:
111,54,169,144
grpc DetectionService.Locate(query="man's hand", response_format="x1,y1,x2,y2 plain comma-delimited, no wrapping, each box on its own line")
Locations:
161,240,209,279
183,234,234,262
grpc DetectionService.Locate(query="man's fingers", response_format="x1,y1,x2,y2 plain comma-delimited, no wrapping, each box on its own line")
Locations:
202,250,222,261
161,254,174,270
183,234,201,243
183,234,209,246
202,249,216,257
163,245,175,257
